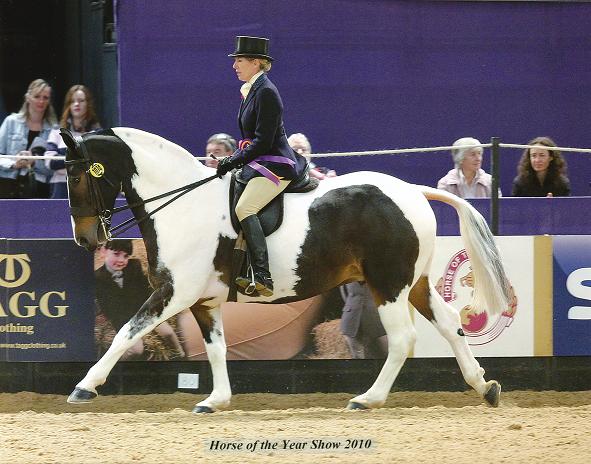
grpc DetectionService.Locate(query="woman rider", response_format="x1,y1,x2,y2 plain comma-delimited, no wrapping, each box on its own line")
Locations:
216,36,308,297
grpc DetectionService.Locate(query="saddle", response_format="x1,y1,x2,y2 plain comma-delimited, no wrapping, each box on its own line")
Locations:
227,166,319,301
229,165,319,236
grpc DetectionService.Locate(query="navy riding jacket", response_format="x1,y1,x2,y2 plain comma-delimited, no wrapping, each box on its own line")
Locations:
229,73,307,181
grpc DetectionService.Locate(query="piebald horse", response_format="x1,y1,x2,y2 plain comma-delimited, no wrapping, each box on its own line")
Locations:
62,127,511,412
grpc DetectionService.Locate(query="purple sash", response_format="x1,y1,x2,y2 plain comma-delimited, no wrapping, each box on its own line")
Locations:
248,155,295,185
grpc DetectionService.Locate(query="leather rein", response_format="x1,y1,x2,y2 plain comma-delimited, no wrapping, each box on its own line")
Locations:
64,135,218,240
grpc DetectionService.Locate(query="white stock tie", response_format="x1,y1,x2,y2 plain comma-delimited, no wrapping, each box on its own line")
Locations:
240,82,252,99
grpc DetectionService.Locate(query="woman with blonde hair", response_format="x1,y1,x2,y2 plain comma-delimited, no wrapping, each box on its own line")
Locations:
45,85,101,198
215,36,308,297
0,78,57,198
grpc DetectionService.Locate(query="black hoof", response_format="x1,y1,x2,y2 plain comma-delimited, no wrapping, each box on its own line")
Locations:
347,401,369,410
67,387,97,404
192,405,215,414
484,381,501,407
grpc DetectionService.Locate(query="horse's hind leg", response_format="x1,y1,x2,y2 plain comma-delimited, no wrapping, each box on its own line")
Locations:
67,284,182,403
348,287,416,410
191,304,231,413
410,275,501,407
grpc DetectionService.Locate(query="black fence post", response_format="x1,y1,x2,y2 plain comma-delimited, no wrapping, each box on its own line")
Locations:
491,137,500,235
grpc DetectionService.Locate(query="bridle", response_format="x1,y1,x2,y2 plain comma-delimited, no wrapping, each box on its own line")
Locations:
64,135,218,240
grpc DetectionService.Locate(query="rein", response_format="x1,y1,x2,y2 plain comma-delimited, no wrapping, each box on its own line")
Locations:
108,174,219,238
65,134,218,240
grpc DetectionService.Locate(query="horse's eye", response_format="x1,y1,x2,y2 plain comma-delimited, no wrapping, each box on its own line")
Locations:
71,177,81,184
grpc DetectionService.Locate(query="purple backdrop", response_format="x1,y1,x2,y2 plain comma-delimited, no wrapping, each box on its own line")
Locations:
116,1,591,196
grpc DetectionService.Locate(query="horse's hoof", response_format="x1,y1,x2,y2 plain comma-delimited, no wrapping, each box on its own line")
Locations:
484,380,501,407
67,387,97,404
347,401,369,410
193,405,215,414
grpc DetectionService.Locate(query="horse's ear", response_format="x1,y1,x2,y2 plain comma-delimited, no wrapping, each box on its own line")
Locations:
60,128,79,157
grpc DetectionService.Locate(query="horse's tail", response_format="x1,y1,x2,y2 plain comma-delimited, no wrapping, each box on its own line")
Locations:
420,186,511,316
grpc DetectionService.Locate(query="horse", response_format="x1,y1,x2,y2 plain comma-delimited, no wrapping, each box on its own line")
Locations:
61,127,511,412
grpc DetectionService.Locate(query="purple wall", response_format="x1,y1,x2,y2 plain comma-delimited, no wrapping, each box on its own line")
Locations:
2,198,590,238
116,1,591,196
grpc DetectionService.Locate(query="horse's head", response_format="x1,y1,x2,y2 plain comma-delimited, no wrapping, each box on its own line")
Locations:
61,128,127,251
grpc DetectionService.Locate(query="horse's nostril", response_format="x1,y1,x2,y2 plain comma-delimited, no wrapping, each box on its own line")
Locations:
78,236,89,248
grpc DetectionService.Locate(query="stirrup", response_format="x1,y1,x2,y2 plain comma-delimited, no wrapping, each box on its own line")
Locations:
236,264,257,295
235,265,273,297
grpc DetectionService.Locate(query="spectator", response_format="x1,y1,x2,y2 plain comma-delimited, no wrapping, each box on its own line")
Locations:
287,132,336,180
512,136,570,197
95,239,187,360
45,84,101,198
437,137,496,198
339,282,387,359
0,78,57,198
203,132,236,168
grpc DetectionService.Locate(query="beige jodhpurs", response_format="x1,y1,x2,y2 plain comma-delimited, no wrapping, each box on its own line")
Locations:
235,177,291,221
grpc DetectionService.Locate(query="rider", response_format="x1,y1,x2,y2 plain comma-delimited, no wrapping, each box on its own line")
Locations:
216,36,308,297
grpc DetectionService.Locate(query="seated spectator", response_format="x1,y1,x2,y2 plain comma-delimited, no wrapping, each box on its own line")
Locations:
512,136,570,197
203,132,236,168
0,78,57,198
287,132,336,180
437,137,496,198
45,85,101,198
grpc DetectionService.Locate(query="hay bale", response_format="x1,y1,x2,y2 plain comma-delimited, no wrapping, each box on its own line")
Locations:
309,318,350,359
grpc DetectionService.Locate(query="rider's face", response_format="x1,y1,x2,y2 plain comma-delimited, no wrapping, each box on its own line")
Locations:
233,57,260,82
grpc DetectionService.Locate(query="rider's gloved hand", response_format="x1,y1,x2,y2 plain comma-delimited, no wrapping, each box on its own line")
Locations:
216,156,237,177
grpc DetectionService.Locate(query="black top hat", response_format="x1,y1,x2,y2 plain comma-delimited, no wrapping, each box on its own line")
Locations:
228,36,274,61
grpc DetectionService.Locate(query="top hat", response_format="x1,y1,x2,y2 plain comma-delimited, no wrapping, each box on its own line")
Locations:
228,36,274,61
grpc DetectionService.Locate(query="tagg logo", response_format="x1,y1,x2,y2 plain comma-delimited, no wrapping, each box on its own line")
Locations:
0,253,68,318
435,249,518,346
0,254,32,288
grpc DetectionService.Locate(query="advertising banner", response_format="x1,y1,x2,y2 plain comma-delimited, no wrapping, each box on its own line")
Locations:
0,239,95,361
553,236,591,356
413,236,536,357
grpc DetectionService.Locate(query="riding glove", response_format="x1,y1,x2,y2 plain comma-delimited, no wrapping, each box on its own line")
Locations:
216,156,237,176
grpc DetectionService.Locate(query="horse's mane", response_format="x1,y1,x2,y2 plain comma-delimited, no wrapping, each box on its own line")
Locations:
111,127,204,169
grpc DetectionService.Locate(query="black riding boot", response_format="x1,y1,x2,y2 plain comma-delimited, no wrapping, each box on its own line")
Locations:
235,214,274,297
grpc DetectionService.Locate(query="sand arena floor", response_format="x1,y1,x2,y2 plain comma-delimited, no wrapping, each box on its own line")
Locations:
1,390,590,464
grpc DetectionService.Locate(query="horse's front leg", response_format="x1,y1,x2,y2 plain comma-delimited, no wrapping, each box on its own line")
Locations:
191,304,231,413
67,283,182,403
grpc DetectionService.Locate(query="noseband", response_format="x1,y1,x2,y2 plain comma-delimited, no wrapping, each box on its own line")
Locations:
65,135,218,240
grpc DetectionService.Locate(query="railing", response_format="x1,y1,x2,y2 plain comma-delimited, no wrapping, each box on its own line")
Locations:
3,138,590,235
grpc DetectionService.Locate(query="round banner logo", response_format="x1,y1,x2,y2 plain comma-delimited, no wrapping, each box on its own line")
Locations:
435,249,518,346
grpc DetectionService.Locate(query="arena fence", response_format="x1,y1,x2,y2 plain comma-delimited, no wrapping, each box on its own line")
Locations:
4,138,590,235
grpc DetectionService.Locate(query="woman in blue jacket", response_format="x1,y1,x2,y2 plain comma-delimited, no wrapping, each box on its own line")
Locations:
216,36,308,297
0,78,57,198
